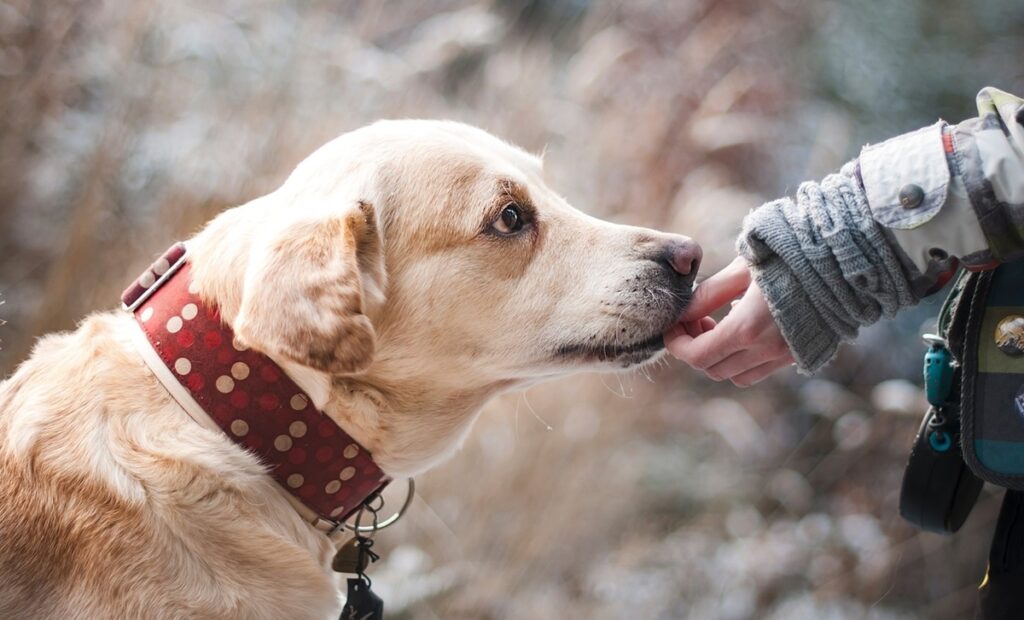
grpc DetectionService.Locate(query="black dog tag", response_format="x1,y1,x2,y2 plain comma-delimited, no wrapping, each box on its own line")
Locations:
340,578,383,620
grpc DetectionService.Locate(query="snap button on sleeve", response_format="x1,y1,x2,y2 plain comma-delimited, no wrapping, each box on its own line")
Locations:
859,121,949,229
899,184,925,209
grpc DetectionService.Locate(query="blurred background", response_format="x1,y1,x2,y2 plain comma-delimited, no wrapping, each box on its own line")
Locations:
1,0,1022,617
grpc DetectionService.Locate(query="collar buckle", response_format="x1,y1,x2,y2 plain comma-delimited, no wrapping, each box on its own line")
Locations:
121,242,189,312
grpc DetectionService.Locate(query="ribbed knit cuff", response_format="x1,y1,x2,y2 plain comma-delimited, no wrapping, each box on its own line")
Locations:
736,166,919,375
747,254,841,374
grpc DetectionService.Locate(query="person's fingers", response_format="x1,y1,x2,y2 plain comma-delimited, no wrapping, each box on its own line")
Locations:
664,321,691,344
684,320,705,337
682,317,718,337
665,320,739,369
704,348,778,382
663,317,716,348
680,257,752,321
730,358,794,388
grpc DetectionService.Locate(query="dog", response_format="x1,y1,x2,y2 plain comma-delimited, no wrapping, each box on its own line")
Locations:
0,120,700,618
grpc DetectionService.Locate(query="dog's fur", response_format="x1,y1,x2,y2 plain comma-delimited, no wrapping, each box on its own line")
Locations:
0,121,696,618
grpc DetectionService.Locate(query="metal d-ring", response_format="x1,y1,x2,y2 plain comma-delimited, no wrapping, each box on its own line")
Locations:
344,478,415,533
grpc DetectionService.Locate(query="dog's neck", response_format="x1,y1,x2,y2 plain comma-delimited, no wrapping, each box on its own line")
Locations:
186,203,505,479
274,354,509,477
124,254,392,526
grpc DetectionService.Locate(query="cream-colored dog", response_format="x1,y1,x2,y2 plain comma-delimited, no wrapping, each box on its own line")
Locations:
0,120,700,619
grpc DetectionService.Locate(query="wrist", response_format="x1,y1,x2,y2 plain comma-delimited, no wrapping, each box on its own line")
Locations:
747,255,841,374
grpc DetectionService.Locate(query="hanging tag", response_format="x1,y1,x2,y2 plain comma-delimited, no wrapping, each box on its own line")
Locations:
332,538,370,574
340,578,383,620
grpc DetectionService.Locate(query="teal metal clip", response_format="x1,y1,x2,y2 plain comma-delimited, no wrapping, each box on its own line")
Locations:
922,334,955,407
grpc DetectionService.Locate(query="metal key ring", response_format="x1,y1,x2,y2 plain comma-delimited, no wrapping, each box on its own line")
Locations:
343,478,415,533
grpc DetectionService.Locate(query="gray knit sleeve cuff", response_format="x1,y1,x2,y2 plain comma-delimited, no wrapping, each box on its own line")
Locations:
742,248,841,373
736,166,920,374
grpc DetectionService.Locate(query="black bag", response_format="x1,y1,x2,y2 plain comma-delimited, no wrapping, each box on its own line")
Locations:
900,261,1024,534
960,261,1024,488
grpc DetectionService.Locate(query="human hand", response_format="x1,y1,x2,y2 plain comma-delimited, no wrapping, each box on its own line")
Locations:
664,257,794,387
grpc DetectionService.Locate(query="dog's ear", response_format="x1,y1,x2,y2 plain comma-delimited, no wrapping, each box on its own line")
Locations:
233,202,385,375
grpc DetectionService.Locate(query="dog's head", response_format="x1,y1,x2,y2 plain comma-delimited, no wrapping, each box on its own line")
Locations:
190,120,700,473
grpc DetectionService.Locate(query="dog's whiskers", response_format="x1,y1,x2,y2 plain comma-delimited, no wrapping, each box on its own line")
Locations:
597,372,632,399
520,390,552,431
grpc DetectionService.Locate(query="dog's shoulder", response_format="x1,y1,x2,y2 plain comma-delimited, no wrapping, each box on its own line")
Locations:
0,313,339,618
0,313,153,615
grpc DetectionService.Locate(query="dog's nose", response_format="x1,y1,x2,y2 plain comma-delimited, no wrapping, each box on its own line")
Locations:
661,237,702,280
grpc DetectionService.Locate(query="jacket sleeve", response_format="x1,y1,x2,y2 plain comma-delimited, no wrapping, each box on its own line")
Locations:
736,87,1024,374
860,87,1024,276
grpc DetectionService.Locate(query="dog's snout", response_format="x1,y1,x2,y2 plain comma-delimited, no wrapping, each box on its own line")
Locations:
661,237,702,281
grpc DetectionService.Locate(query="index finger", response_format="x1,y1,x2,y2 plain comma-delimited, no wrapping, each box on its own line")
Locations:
681,257,752,321
664,315,741,369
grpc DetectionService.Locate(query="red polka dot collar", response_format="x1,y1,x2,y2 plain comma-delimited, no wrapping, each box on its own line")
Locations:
121,243,390,531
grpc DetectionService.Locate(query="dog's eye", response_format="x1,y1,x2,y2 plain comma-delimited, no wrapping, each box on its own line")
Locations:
492,203,525,235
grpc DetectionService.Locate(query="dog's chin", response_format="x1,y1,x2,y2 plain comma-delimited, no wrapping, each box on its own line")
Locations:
554,332,666,369
554,289,692,369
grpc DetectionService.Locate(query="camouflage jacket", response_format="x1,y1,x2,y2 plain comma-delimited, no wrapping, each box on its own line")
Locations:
861,87,1024,286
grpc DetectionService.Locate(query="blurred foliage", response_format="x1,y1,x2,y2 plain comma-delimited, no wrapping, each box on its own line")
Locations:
0,0,1022,618
812,0,1024,143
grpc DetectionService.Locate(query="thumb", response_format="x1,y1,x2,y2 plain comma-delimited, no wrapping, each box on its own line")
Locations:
681,257,752,321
